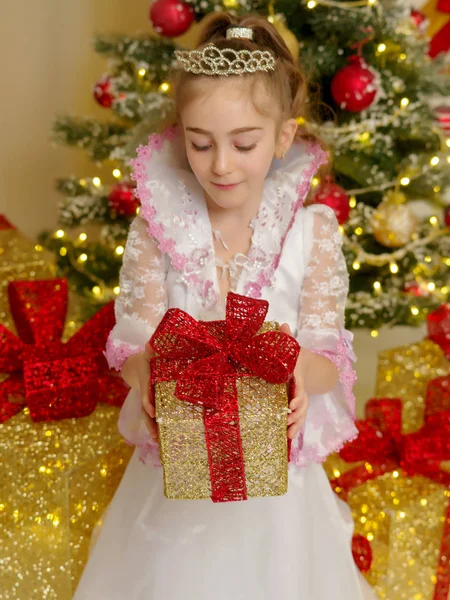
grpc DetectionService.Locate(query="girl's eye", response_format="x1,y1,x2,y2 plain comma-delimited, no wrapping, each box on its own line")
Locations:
191,143,211,152
190,143,257,153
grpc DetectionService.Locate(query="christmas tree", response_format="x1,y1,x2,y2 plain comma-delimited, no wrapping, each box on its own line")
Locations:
39,0,450,330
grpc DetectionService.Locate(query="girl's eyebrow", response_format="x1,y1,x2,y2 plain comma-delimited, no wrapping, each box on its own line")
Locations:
185,127,263,135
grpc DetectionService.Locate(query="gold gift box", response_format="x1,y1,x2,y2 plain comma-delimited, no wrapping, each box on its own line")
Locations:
323,337,450,599
0,405,133,599
0,216,56,331
156,377,290,501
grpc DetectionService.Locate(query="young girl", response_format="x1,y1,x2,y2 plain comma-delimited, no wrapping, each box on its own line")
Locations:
74,13,377,600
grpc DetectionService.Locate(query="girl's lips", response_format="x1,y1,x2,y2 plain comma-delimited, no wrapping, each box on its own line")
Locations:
212,182,241,190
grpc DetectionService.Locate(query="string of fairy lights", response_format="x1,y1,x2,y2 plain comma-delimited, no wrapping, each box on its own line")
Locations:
48,0,450,332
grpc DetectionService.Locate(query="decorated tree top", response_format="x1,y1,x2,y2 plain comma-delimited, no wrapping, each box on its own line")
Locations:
40,0,450,331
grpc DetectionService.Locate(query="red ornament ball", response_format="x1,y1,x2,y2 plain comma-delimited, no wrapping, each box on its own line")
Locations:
93,76,114,108
314,178,351,224
403,281,422,297
445,205,450,227
410,9,428,33
331,56,378,113
149,0,194,38
108,183,140,217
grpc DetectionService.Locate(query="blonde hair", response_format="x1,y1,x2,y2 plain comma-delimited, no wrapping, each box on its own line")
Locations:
171,12,327,151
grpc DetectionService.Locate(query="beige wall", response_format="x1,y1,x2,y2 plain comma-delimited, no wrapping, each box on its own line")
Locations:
0,0,152,238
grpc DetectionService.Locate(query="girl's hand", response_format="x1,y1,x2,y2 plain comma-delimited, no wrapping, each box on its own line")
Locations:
140,342,158,442
280,323,309,440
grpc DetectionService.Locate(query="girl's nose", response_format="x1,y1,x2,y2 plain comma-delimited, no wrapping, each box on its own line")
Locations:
212,148,233,176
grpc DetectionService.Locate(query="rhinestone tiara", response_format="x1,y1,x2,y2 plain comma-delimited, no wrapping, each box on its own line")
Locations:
174,44,276,77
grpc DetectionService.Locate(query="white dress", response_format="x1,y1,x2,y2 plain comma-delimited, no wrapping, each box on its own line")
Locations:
74,127,377,600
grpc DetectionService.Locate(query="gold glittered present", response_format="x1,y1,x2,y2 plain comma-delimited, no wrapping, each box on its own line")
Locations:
0,405,133,599
0,215,56,331
323,338,450,600
150,293,300,503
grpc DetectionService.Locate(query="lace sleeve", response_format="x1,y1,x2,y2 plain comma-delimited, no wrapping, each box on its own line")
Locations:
291,204,358,469
104,215,168,372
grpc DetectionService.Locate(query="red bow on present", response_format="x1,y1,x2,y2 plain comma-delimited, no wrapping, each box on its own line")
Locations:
150,292,300,503
334,396,450,491
0,279,127,423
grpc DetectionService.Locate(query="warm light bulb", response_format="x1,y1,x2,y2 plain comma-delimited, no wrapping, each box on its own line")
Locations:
367,533,374,541
92,177,101,187
377,43,387,53
78,253,88,262
446,139,450,148
349,196,357,208
428,282,436,291
59,247,67,257
400,97,409,108
429,216,438,226
400,177,410,186
138,67,146,77
368,0,376,4
441,286,449,294
92,286,101,296
115,246,124,256
355,227,363,235
399,53,407,60
307,0,317,8
424,255,432,263
159,82,171,93
114,286,120,295
353,260,361,270
430,156,440,166
390,262,399,273
78,232,87,241
370,330,379,338
113,169,122,179
311,177,320,187
358,131,370,142
55,229,65,238
411,306,419,316
373,281,381,290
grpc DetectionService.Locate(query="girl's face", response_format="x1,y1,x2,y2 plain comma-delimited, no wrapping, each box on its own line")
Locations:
180,77,296,212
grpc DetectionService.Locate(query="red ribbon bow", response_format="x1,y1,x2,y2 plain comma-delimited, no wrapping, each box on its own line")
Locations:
0,279,127,423
150,292,300,502
335,396,450,490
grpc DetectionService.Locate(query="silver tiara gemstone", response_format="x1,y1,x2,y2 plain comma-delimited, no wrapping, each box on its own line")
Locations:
226,26,254,40
174,45,276,77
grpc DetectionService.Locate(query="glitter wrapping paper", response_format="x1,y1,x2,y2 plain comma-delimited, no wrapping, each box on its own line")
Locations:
324,339,450,600
0,279,128,423
150,292,300,503
0,404,133,600
0,215,56,332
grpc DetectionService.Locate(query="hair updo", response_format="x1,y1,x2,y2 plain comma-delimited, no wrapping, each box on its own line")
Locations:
171,12,326,150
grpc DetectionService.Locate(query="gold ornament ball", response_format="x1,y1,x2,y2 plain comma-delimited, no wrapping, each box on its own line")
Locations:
372,193,418,248
268,14,299,62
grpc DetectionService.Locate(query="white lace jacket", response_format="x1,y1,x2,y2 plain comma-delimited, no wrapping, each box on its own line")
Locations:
105,126,358,470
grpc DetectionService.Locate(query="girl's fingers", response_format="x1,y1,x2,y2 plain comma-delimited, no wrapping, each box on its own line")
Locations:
280,322,292,336
142,408,158,441
142,391,155,418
